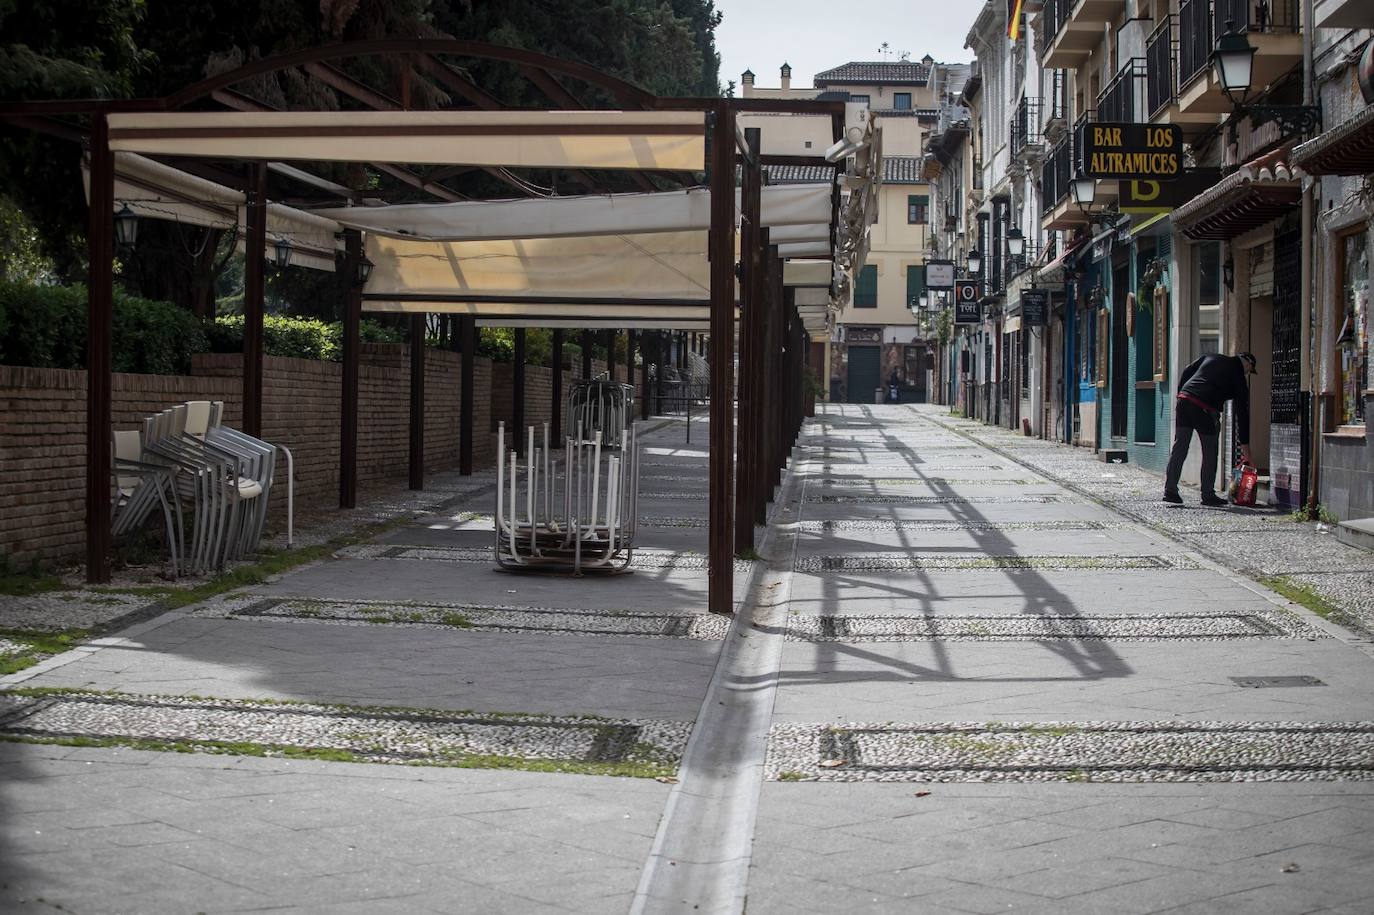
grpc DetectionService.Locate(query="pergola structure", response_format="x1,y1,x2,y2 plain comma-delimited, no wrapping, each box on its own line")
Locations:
0,41,879,614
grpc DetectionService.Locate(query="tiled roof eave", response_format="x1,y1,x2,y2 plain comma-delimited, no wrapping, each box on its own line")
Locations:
1175,183,1300,240
1292,103,1374,176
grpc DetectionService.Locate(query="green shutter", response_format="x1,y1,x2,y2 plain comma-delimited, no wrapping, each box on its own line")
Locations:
906,265,926,306
854,264,878,307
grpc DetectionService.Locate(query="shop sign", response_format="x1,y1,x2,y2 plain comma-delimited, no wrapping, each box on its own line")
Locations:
1021,289,1048,327
1121,168,1223,213
845,326,882,343
954,279,982,324
1077,123,1182,180
926,259,955,289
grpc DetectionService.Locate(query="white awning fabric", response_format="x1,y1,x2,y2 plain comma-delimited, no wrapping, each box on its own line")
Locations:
86,152,341,271
311,183,833,241
106,110,707,171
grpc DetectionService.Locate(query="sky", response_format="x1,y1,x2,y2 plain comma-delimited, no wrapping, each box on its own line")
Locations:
712,0,979,92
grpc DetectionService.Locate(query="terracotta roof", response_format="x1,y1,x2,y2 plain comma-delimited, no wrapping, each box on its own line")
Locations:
1292,102,1374,176
814,60,931,86
883,156,926,183
1174,147,1303,241
872,108,939,119
763,164,833,184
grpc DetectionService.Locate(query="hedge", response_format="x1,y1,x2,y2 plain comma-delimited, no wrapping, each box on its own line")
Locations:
0,280,406,373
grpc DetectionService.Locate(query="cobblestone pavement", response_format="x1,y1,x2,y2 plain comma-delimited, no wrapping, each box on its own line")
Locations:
3,404,1374,913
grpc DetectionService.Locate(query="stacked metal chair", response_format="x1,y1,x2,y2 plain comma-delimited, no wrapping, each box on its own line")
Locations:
111,429,183,575
495,380,641,574
126,401,274,574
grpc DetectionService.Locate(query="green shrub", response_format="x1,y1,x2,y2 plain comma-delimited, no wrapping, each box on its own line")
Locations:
208,314,404,363
0,281,206,374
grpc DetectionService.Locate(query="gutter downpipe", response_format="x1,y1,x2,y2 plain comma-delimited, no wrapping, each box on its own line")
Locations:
1301,0,1320,513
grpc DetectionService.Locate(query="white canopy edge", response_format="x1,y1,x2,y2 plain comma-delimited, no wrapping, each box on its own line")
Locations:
85,152,342,272
777,242,831,258
107,110,707,171
783,260,833,287
366,301,708,319
310,183,833,241
362,230,712,305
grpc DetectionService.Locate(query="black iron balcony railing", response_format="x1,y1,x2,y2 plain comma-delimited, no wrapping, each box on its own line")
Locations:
1011,97,1043,159
1216,0,1297,35
1040,0,1071,55
1047,70,1068,124
1179,0,1212,87
1146,14,1178,117
1042,134,1072,217
1004,240,1043,281
1098,58,1146,124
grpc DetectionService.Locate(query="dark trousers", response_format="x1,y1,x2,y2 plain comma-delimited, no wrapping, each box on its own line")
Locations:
1165,399,1220,498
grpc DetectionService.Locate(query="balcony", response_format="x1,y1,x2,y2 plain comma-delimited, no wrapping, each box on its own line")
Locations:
1098,58,1146,124
1040,135,1078,230
1178,0,1302,119
1011,97,1044,162
1044,70,1069,141
1146,15,1176,118
1042,0,1128,70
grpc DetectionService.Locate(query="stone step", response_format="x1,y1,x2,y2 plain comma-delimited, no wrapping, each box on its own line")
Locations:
1336,517,1374,553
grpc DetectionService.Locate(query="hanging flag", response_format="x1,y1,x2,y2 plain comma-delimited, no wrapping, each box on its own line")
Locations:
1008,0,1024,40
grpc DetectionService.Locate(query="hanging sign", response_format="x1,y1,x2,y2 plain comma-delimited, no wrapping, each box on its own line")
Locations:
1077,123,1182,180
1021,289,1048,327
845,326,882,343
1121,168,1222,213
926,259,955,289
954,279,982,324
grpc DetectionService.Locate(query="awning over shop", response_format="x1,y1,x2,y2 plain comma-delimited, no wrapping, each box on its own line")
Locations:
1036,234,1089,286
1174,148,1303,241
106,110,707,171
1292,102,1374,176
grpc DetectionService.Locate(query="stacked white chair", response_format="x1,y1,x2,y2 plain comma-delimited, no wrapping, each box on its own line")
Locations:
110,429,183,575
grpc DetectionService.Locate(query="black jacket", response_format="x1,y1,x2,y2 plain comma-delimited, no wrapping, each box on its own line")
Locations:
1178,354,1251,444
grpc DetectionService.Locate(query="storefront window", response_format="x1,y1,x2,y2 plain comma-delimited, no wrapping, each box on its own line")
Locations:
1198,241,1221,356
1338,230,1369,424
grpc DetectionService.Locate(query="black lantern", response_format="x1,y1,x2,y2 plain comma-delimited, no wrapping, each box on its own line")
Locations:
1006,227,1025,258
1071,173,1096,209
357,255,374,285
1212,21,1256,104
1222,253,1235,291
966,247,982,275
113,202,138,248
273,237,292,269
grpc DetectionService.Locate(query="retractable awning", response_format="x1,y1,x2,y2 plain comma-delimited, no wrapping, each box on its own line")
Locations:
106,110,707,171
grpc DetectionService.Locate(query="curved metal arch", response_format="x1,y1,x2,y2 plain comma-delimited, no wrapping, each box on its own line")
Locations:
167,39,660,111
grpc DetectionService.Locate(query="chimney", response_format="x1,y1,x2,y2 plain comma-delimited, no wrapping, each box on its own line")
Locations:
780,62,792,92
741,68,754,97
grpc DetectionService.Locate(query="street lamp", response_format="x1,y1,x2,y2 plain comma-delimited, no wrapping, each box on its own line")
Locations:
966,247,982,276
113,203,138,249
1212,21,1256,105
273,237,293,269
919,292,929,311
1006,227,1025,259
1071,173,1096,210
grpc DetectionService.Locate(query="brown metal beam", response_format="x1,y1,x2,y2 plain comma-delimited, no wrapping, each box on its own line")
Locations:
242,162,267,438
513,328,526,455
340,230,362,508
735,127,762,553
409,313,425,490
85,112,113,584
551,329,565,441
303,61,402,111
708,100,736,615
414,54,503,109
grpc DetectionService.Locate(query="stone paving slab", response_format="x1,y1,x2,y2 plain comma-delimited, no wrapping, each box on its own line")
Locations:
20,617,721,720
791,525,1177,557
770,639,1374,724
784,609,1322,641
0,741,669,915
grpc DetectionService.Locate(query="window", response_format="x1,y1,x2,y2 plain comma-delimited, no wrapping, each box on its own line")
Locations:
849,94,870,104
854,264,878,308
906,264,926,308
1338,226,1370,424
907,194,929,224
894,92,912,110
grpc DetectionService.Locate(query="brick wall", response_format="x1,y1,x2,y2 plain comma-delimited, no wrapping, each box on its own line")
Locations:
1,348,496,567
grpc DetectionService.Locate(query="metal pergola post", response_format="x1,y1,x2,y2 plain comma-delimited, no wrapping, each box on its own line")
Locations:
408,312,425,490
605,329,617,382
708,99,736,615
339,229,362,509
551,329,564,440
638,331,650,420
243,161,268,438
735,126,762,553
627,328,638,399
581,329,593,378
85,111,113,583
513,327,526,454
458,314,475,476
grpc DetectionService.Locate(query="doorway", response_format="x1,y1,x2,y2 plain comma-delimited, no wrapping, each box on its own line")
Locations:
846,345,881,404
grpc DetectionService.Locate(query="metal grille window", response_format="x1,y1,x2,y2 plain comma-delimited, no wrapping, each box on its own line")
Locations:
894,92,912,110
907,194,929,224
1271,225,1302,426
854,264,878,308
1338,228,1370,424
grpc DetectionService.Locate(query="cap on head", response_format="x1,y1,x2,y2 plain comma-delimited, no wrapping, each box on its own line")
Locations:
1238,352,1257,374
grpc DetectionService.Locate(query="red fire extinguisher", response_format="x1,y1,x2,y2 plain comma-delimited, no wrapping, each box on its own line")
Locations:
1231,463,1259,507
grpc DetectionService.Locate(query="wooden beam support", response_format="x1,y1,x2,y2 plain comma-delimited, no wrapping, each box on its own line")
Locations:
85,111,113,584
459,315,475,475
409,313,425,490
707,100,736,615
340,230,362,508
242,162,267,438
